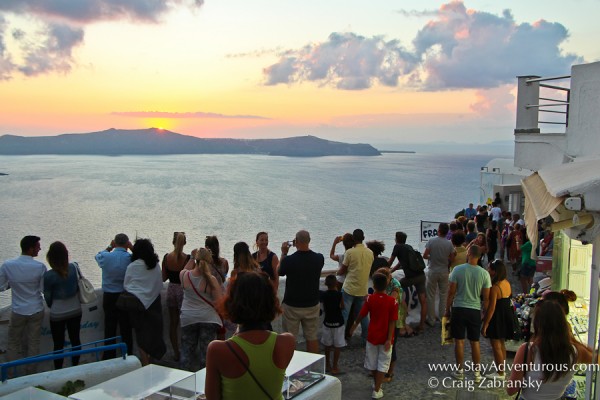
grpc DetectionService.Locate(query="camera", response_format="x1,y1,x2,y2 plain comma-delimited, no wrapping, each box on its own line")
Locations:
287,240,296,247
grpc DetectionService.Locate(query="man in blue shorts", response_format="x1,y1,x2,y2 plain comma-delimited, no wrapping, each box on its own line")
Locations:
445,245,491,383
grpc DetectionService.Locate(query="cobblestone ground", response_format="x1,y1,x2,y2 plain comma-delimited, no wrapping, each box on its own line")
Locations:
296,269,526,400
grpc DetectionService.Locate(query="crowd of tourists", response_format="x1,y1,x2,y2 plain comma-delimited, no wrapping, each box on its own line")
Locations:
0,199,592,399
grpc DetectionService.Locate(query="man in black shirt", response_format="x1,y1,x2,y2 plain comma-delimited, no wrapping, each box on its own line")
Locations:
279,230,324,353
389,231,427,333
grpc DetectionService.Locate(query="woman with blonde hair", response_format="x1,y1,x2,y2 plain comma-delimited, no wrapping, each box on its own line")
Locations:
44,241,82,369
179,247,223,371
161,232,190,362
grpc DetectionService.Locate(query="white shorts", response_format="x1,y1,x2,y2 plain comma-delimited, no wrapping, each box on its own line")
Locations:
320,326,346,348
364,342,393,373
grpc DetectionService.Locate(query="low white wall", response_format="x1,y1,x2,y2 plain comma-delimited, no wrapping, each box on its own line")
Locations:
0,356,142,397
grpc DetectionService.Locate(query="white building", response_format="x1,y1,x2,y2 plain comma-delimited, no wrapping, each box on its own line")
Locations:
513,61,600,399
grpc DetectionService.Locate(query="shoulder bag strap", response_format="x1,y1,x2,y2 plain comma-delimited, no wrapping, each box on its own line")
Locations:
225,340,274,400
186,272,224,327
73,262,82,279
186,271,215,309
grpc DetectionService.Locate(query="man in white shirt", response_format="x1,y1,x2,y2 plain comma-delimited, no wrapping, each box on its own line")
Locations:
0,236,47,372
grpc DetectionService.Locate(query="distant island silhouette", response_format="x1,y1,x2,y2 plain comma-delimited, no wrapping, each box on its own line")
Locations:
0,128,381,157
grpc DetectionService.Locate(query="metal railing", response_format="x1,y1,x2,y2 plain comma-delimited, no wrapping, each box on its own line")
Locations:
526,75,571,128
0,337,127,382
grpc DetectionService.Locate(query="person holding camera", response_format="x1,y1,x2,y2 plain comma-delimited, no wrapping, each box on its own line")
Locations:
278,230,324,353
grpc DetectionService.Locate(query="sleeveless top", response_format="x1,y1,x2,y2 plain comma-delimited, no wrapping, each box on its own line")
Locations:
221,332,285,400
521,344,577,400
180,271,221,328
252,251,275,280
163,254,190,284
487,282,514,339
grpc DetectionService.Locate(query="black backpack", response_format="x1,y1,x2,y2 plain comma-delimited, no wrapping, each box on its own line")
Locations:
404,244,426,274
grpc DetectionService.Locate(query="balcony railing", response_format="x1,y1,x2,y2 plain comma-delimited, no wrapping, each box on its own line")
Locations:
526,75,570,128
516,75,570,134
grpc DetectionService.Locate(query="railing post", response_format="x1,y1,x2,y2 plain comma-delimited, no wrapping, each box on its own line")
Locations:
515,75,541,134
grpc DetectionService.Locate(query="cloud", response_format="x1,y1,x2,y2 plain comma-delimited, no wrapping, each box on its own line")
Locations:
112,111,271,120
263,32,419,90
263,1,582,91
0,0,204,23
0,16,15,80
412,1,582,90
0,0,204,80
469,85,515,118
16,23,84,76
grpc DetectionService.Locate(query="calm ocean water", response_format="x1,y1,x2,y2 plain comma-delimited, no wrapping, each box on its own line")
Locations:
0,153,492,305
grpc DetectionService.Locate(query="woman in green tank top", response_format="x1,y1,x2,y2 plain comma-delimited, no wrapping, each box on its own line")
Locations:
205,271,295,400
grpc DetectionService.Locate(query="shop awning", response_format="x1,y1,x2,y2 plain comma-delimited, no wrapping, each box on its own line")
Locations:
521,158,600,257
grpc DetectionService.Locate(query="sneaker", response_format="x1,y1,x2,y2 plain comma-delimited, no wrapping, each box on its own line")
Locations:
453,369,465,380
474,371,482,383
372,389,384,399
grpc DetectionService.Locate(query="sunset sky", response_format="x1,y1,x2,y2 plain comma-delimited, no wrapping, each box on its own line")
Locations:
0,0,597,148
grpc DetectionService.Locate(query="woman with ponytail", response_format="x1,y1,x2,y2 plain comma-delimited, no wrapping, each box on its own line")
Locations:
179,247,223,371
161,232,189,362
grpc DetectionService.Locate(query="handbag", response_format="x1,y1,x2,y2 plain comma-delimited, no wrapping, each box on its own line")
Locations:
186,271,226,334
73,262,97,304
441,315,453,345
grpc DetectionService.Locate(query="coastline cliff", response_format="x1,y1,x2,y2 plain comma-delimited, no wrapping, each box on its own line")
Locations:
0,128,381,157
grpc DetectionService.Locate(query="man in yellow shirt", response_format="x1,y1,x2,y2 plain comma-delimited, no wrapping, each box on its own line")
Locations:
338,229,374,342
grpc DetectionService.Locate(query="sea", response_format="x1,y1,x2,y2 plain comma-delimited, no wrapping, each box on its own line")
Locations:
0,152,494,306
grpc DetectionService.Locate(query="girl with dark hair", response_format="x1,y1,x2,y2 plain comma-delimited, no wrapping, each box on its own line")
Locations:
205,235,229,285
205,271,295,399
366,240,388,277
507,300,593,399
179,247,223,371
161,232,189,362
123,238,165,365
252,232,280,289
44,241,82,369
481,259,513,379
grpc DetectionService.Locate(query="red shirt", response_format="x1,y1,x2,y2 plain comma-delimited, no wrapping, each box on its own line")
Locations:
358,292,398,345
